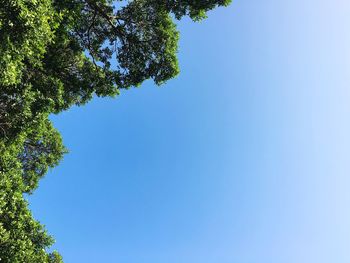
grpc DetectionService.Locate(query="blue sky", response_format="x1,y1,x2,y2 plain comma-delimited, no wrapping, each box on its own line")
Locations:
29,1,350,262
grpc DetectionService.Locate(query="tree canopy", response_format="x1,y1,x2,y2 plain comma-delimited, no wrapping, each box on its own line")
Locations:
0,0,231,261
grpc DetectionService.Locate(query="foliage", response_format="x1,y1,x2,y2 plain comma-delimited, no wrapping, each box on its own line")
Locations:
0,0,231,261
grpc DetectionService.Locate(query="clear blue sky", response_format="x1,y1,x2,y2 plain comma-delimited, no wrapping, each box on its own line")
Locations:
29,1,350,262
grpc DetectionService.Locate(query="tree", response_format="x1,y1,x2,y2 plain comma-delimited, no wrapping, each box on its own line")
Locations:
0,0,231,261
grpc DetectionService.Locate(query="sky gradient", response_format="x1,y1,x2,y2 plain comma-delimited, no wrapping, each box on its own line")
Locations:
29,1,350,262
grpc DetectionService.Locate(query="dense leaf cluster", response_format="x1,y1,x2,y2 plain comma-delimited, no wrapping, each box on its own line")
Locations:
0,0,230,261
